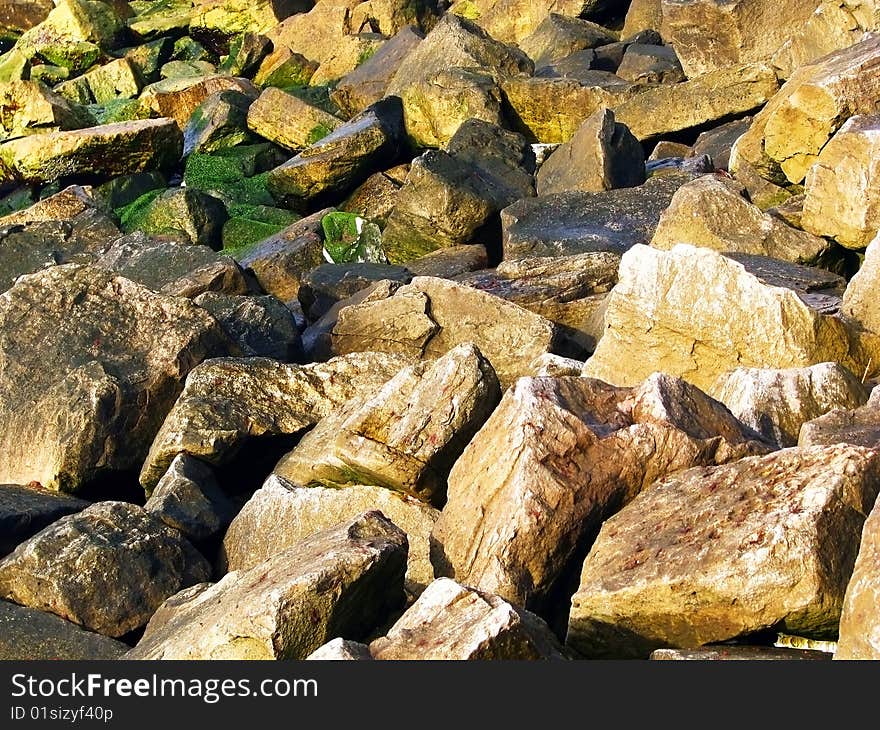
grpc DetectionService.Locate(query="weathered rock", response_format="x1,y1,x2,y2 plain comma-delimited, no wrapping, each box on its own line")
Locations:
0,118,182,184
648,140,691,160
613,63,780,142
340,164,409,227
520,13,616,69
370,577,567,660
305,638,373,660
432,374,769,609
799,394,880,449
449,0,596,45
567,445,880,658
0,484,88,557
139,352,410,490
127,188,228,249
651,174,832,264
55,57,143,105
842,232,880,373
139,74,258,130
190,0,307,37
125,511,407,659
405,244,489,279
622,0,663,37
709,363,868,448
0,501,211,637
616,44,685,85
299,263,412,322
217,31,273,77
529,353,585,377
222,474,439,593
331,276,569,388
183,89,254,156
247,87,341,153
690,116,752,171
0,600,129,660
252,46,317,87
0,0,52,39
651,646,831,660
582,244,856,391
536,107,645,195
0,80,92,140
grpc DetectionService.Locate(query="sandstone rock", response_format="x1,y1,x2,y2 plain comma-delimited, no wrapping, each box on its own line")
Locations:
0,118,182,185
340,164,408,226
622,0,663,37
537,107,645,195
799,400,880,449
616,44,685,85
432,374,769,609
651,174,832,264
125,511,407,659
648,141,692,161
449,0,595,45
252,46,317,87
0,80,92,141
306,638,373,660
0,484,88,557
0,501,210,637
139,74,258,130
247,87,341,153
299,263,412,322
221,474,439,593
690,116,752,171
567,445,880,657
582,244,856,391
842,232,880,372
139,352,410,490
265,3,361,71
183,89,254,156
519,13,617,68
0,264,229,492
370,577,567,660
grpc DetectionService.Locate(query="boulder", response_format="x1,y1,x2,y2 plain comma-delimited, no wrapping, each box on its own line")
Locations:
405,244,489,279
842,232,880,373
189,0,309,37
305,638,373,660
0,0,52,38
217,32,273,77
799,389,880,448
567,445,880,657
0,484,88,557
124,188,228,249
622,0,663,37
0,501,210,637
341,165,409,227
449,0,596,45
246,87,342,153
298,263,413,322
55,57,143,105
0,80,92,141
616,44,685,85
183,89,254,156
690,116,752,171
520,14,616,69
138,74,258,130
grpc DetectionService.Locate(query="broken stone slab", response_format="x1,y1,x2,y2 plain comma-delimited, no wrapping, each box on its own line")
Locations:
520,13,617,69
139,352,410,490
431,374,770,610
566,445,880,658
221,473,439,594
246,86,342,153
0,483,88,557
0,79,93,141
125,511,407,659
709,363,869,448
369,577,568,660
138,74,258,130
616,44,685,85
0,501,211,637
582,244,856,391
0,264,230,492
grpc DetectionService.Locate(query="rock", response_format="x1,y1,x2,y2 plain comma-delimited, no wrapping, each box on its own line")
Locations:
799,397,880,449
842,232,880,371
55,57,143,105
650,174,832,264
730,35,880,186
801,115,880,249
519,13,616,68
274,344,500,504
502,172,695,260
370,577,567,660
623,0,663,37
183,89,254,156
139,74,258,130
267,97,403,203
247,87,341,153
648,141,691,160
139,352,410,490
432,374,769,609
0,600,129,660
529,353,585,377
222,473,439,594
0,501,211,637
651,646,831,660
144,454,235,543
299,263,413,322
536,107,645,195
613,63,780,142
709,363,868,448
189,0,307,37
252,46,317,87
331,276,569,389
0,118,182,185
405,244,489,279
217,32,273,77
0,0,52,38
616,44,685,85
566,445,880,658
690,116,752,172
126,188,228,249
0,484,88,557
341,164,409,227
582,244,856,391
193,291,302,361
0,80,92,141
449,0,596,45
125,511,407,659
306,638,373,660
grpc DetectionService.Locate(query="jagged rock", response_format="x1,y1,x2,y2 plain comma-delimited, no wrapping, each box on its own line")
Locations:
217,32,273,77
183,89,254,156
730,35,880,186
126,188,228,249
247,87,341,153
0,484,88,557
567,445,880,658
0,501,210,637
651,174,832,264
519,13,616,68
0,118,182,184
252,46,317,87
583,244,855,391
432,374,769,609
189,0,308,37
349,0,439,37
267,97,403,203
0,80,92,140
299,263,412,322
502,172,695,260
144,454,235,543
801,115,880,250
275,344,499,504
842,232,880,373
306,638,373,660
125,511,407,659
613,63,779,142
55,57,142,105
709,363,868,448
799,392,880,449
139,74,258,130
405,244,489,279
139,352,410,490
651,646,830,660
341,164,409,227
536,107,645,195
0,600,129,660
690,116,752,171
310,33,387,88
370,577,567,660
331,276,569,388
616,44,685,85
222,474,439,593
449,0,596,45
622,0,663,37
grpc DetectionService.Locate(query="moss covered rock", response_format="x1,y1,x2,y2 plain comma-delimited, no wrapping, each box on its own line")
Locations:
121,187,229,249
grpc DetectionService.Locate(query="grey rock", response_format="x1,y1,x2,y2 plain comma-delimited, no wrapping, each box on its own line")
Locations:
0,484,88,557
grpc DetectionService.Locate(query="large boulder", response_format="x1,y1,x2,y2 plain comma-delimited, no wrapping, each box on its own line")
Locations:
0,80,92,141
246,87,342,153
567,445,880,657
449,0,596,45
0,484,88,557
799,389,880,449
842,232,880,373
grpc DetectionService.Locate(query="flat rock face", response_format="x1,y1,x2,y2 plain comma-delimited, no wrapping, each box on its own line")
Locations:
274,344,500,504
125,511,408,660
369,578,568,660
0,484,88,557
582,244,856,391
567,445,880,658
432,374,769,609
799,400,880,449
0,501,211,637
0,264,229,492
246,87,342,153
140,352,410,490
709,363,868,448
0,600,129,660
222,474,439,594
331,276,568,389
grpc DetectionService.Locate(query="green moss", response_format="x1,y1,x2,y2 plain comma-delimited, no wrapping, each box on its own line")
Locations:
305,122,334,146
453,1,482,20
89,98,149,124
36,41,101,73
355,45,378,68
278,84,341,117
116,187,165,232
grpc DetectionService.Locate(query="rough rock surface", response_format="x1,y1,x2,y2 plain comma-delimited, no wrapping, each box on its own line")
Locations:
799,388,880,448
0,484,88,557
306,638,373,661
